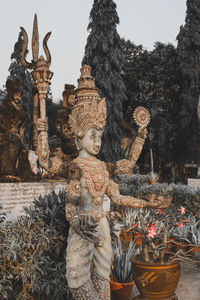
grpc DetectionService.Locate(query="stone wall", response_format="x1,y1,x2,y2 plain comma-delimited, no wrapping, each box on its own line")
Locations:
0,181,67,220
187,178,200,187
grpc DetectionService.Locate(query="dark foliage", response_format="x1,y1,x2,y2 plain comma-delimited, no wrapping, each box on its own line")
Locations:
176,0,200,165
82,0,126,162
0,191,72,300
113,173,200,216
0,88,6,106
121,39,181,175
46,89,62,151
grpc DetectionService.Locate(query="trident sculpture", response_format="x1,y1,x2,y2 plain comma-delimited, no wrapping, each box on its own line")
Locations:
19,14,53,171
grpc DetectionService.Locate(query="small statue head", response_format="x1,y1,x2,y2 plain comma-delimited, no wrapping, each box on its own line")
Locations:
62,84,76,109
68,65,106,157
6,78,23,111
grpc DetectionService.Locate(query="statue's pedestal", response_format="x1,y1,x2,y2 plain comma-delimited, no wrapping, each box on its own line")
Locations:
0,181,110,221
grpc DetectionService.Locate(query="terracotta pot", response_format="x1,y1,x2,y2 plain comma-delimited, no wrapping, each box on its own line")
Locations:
110,278,134,300
130,253,180,299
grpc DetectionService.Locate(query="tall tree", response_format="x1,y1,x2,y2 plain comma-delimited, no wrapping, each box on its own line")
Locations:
82,0,126,162
176,0,200,166
122,39,180,175
8,32,34,149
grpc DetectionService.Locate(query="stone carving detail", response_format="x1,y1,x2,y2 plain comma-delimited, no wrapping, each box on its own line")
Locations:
74,156,109,205
69,65,106,138
71,278,100,300
91,272,110,300
133,106,150,127
65,180,81,199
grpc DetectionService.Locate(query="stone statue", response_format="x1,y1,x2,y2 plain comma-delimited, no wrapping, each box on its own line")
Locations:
109,107,151,176
0,79,26,178
65,65,171,299
55,84,78,159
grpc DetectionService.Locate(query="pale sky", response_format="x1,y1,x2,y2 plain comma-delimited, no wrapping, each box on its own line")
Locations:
0,0,186,101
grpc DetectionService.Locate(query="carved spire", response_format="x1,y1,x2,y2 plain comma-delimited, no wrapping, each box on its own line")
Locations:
32,14,39,63
19,14,52,70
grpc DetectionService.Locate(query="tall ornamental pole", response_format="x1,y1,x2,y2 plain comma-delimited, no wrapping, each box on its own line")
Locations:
19,14,53,170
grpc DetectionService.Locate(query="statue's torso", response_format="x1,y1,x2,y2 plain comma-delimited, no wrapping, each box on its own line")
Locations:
73,156,109,211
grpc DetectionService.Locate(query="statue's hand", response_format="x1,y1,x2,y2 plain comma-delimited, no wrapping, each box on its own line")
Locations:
145,194,172,209
72,214,104,246
138,125,148,140
36,118,48,132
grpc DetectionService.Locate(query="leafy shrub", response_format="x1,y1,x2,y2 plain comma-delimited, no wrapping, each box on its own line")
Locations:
113,174,200,217
0,191,72,300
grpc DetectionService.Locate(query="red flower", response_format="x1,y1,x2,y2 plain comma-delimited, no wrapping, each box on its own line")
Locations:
156,209,165,215
178,206,185,215
177,222,183,229
147,224,157,239
132,223,138,229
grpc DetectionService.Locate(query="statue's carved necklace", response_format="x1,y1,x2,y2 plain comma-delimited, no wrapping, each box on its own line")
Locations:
74,156,109,205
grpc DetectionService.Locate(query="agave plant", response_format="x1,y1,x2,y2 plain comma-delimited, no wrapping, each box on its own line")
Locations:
120,206,195,264
112,239,136,283
189,220,200,246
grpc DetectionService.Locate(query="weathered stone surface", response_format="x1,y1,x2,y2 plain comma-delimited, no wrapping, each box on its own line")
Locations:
0,181,66,219
188,178,200,187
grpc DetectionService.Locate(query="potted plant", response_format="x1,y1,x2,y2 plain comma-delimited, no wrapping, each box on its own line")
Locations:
169,214,191,252
187,219,200,256
121,206,193,299
110,239,135,300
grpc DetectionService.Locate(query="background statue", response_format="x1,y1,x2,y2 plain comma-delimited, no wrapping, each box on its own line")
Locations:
0,79,26,179
0,78,37,181
55,84,78,160
64,65,171,299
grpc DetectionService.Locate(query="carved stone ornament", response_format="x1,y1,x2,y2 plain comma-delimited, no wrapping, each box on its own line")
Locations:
65,179,81,199
114,159,135,175
133,106,150,127
19,14,53,171
69,65,107,138
74,156,109,205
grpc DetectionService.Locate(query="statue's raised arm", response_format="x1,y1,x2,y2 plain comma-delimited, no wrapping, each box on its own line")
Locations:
114,106,150,175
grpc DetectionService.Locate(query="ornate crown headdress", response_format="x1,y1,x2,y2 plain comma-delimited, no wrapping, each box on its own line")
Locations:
69,65,107,138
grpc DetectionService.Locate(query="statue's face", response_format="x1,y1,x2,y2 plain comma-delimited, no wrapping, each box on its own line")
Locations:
12,91,22,111
63,94,75,108
80,128,103,156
